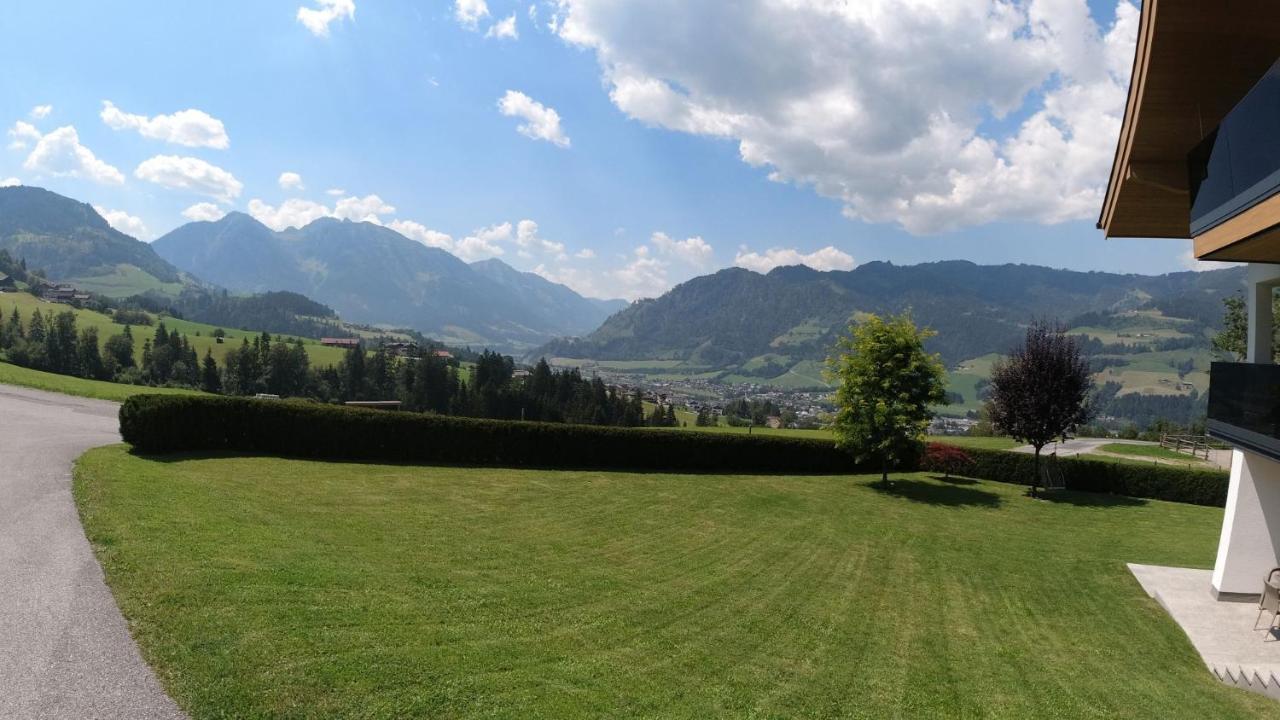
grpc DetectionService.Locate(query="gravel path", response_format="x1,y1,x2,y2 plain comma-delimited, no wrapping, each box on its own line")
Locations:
0,384,184,719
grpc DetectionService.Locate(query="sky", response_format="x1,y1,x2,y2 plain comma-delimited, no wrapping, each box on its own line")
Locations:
0,0,1227,301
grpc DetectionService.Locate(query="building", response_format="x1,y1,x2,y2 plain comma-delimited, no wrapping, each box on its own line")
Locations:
320,335,360,348
41,283,81,303
384,341,418,357
1100,0,1280,695
0,272,13,291
431,350,453,359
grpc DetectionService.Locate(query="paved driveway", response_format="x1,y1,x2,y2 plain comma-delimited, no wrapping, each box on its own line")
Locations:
1012,437,1233,469
0,384,184,719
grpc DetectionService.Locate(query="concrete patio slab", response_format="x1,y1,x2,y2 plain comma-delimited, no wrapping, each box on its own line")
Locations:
1129,563,1280,701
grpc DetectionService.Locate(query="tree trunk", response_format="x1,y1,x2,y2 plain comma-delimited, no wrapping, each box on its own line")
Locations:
1031,446,1041,498
881,456,889,486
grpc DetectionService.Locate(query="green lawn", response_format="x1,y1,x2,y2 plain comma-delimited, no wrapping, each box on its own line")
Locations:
928,435,1019,450
75,447,1273,718
1099,443,1210,463
0,361,199,401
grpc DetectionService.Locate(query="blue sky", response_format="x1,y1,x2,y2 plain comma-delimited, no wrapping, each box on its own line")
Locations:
0,0,1218,300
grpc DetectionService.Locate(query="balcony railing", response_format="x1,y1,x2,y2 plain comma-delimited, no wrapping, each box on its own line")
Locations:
1207,361,1280,461
1188,58,1280,236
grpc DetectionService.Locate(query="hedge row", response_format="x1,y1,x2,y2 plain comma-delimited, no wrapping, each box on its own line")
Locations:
119,394,871,474
935,445,1230,507
119,395,1232,506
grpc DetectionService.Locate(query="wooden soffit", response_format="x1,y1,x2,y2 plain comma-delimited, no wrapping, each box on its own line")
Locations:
1098,0,1280,240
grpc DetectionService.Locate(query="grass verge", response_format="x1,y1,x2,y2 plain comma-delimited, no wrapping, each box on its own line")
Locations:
75,446,1270,718
0,361,199,402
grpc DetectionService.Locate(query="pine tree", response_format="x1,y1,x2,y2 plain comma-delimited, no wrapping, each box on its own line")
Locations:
201,350,222,394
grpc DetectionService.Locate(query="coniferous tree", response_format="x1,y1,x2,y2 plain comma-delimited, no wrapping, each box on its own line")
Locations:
76,326,105,380
201,350,222,394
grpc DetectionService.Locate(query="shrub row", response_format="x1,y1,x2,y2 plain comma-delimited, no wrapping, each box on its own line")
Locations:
119,395,1231,506
119,394,871,474
936,445,1229,507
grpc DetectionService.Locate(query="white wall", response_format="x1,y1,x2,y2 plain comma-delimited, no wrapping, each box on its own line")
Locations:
1213,449,1280,597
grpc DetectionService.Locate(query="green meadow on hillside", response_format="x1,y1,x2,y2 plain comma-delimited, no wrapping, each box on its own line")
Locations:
75,448,1272,719
68,264,186,298
0,292,348,367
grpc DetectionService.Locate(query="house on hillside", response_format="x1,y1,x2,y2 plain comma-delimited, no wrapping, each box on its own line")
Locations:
1099,1,1280,696
385,341,417,357
431,350,453,359
0,272,13,291
320,337,361,349
42,283,80,304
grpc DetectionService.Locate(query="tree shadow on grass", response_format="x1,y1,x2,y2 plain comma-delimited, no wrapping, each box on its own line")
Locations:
870,478,1002,508
1037,490,1148,508
930,474,979,485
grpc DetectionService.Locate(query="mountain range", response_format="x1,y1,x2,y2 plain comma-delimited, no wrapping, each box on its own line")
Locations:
151,212,626,349
0,187,626,350
539,261,1244,372
0,186,186,290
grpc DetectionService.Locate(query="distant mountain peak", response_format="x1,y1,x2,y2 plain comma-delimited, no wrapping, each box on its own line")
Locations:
152,216,623,349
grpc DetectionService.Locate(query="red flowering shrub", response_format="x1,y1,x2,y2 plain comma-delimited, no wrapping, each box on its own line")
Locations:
922,442,975,478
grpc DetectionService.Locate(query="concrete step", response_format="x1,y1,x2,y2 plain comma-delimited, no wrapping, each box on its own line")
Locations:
1212,663,1280,700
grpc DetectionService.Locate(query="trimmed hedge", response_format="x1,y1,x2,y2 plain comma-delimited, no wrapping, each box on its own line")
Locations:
119,395,1231,505
936,445,1229,507
119,394,870,474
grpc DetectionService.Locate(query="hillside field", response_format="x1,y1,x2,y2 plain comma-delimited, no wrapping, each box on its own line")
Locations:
75,447,1272,718
0,291,348,367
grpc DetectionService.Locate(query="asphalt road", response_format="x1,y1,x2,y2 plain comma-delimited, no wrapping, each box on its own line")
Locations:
0,384,184,719
1012,437,1232,469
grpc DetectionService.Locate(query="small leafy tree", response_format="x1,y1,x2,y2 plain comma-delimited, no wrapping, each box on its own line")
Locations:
1213,291,1280,362
988,320,1092,496
827,312,947,484
1212,293,1247,360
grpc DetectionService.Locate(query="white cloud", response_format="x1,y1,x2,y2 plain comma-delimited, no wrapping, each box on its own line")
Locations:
455,0,489,29
610,246,670,300
333,194,395,223
515,219,567,258
248,198,332,231
100,101,230,150
325,188,345,197
181,202,226,222
734,246,856,273
0,177,19,187
498,90,570,148
8,121,43,151
134,155,242,202
486,13,518,39
29,105,52,120
553,0,1140,234
93,205,150,240
248,193,395,231
23,126,124,185
297,0,355,36
1179,249,1239,273
388,219,455,250
575,248,595,259
650,231,713,267
278,171,304,191
454,222,511,261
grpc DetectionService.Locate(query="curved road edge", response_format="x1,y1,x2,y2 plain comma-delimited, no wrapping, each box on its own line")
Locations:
0,383,186,719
